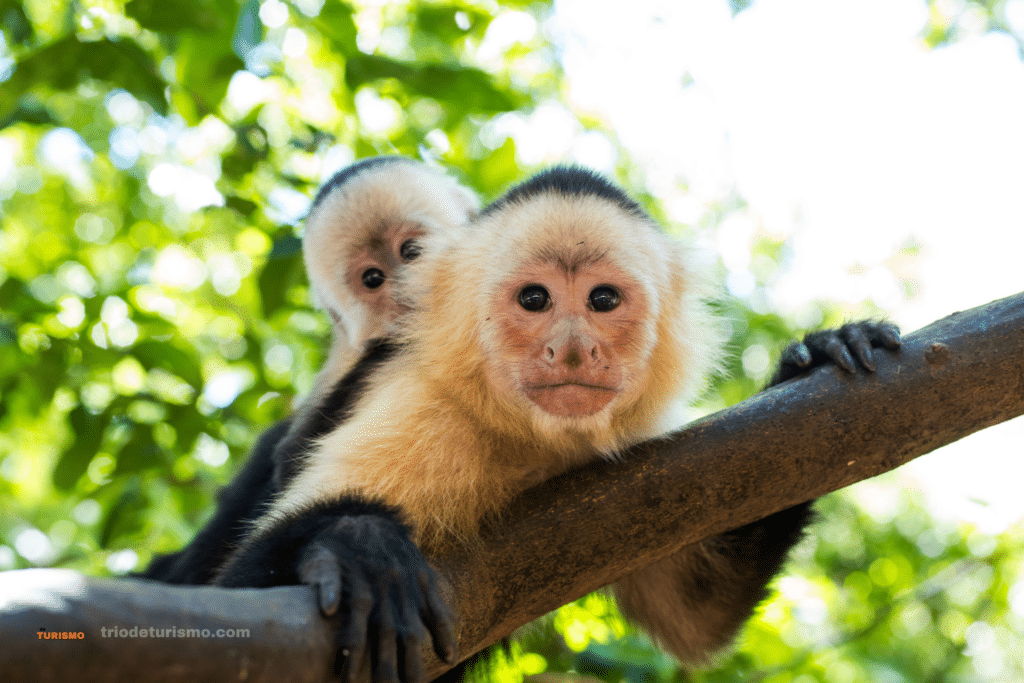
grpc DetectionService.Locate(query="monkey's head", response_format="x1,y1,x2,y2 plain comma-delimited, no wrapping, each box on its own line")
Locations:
409,167,723,455
303,157,479,352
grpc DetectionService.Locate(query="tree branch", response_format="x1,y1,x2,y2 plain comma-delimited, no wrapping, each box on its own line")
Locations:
2,291,1022,683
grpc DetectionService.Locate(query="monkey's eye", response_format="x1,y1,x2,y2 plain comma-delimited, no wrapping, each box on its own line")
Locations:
589,286,620,312
518,285,549,312
362,268,386,289
399,239,421,262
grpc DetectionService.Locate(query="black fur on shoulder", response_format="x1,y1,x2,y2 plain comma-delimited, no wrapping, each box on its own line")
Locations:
482,166,647,220
309,156,411,214
273,337,403,490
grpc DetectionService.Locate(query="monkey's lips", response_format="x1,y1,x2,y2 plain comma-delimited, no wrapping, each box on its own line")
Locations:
526,382,617,418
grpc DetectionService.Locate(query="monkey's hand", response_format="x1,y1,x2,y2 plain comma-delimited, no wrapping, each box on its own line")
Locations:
769,320,901,387
216,497,456,683
297,507,457,683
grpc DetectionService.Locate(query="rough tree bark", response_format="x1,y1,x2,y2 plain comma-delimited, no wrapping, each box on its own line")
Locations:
2,291,1022,683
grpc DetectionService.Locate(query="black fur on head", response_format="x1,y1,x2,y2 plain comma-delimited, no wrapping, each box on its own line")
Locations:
309,156,411,214
482,165,647,219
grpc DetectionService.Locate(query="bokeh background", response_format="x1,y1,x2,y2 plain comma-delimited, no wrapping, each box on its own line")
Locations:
1,0,1023,680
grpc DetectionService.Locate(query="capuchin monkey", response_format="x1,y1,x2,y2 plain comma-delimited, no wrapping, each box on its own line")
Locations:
215,166,901,682
273,156,480,489
141,157,479,584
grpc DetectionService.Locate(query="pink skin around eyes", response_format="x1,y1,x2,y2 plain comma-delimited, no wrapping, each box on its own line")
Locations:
346,221,426,315
501,265,640,419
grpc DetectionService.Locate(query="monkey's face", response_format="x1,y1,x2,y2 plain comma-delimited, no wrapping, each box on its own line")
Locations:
414,185,698,450
491,259,651,420
343,219,426,339
304,159,480,353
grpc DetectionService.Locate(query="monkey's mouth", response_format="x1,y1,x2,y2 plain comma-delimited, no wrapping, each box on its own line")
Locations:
526,383,617,418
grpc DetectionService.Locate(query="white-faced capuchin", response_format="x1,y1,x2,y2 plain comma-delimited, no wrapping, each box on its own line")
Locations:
140,156,479,585
214,166,901,682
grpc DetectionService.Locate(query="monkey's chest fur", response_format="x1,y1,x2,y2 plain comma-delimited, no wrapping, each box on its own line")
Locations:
273,380,604,554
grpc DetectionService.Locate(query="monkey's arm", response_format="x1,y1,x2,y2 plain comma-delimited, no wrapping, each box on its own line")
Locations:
615,320,902,663
139,417,292,585
215,495,457,683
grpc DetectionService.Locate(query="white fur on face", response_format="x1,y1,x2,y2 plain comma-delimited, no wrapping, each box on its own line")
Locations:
303,159,479,353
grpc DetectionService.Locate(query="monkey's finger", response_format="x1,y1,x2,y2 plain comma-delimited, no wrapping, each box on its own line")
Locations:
841,325,875,372
387,574,425,683
876,322,902,349
297,544,343,616
781,342,812,369
373,584,400,683
339,574,374,683
399,623,426,683
418,569,458,664
319,578,342,617
823,335,857,373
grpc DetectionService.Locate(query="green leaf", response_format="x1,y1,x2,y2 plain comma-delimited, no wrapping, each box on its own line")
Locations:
268,234,302,258
53,407,111,490
131,312,179,340
0,277,56,315
166,404,208,454
345,55,521,112
112,424,161,476
1,37,167,122
258,251,305,317
125,0,228,32
224,195,259,217
312,1,358,55
0,0,33,46
132,340,205,390
0,322,16,348
159,0,252,123
0,97,57,129
99,478,147,548
222,122,270,179
174,33,245,123
415,5,491,42
475,137,519,194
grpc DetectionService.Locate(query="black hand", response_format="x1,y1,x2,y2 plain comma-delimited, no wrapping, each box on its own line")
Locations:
771,320,901,386
297,514,458,683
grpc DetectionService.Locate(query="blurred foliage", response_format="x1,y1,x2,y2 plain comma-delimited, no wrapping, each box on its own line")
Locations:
1,1,1020,682
921,0,1024,60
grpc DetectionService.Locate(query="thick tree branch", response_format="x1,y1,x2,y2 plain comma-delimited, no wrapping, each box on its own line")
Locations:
2,291,1022,683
